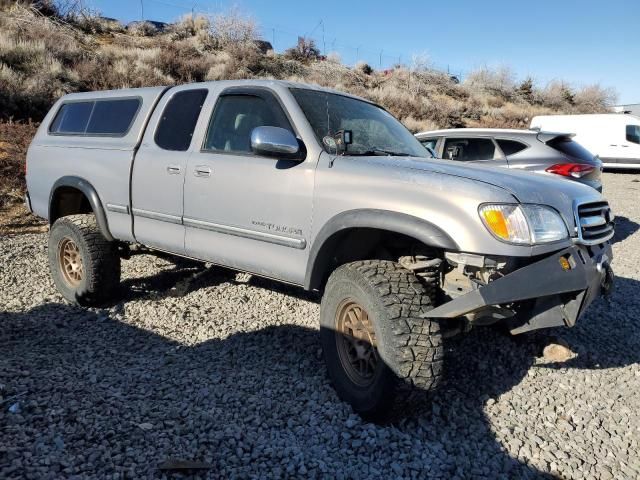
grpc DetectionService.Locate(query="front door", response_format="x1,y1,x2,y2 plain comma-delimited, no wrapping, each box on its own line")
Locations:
183,87,315,285
131,87,209,253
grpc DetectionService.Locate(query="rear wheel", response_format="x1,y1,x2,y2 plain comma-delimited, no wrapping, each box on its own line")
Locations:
320,260,443,421
48,214,121,306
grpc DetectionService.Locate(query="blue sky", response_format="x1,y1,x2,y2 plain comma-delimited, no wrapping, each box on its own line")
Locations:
88,0,639,104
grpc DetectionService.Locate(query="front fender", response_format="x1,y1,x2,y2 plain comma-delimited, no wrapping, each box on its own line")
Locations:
304,209,458,290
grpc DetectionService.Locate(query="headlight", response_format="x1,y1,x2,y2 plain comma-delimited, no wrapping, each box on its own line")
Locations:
479,204,568,244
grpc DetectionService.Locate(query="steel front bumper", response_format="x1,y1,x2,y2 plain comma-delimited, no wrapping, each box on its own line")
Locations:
424,243,614,334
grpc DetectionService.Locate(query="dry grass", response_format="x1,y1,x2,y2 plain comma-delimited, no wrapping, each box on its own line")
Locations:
0,121,38,205
0,2,618,233
0,3,615,129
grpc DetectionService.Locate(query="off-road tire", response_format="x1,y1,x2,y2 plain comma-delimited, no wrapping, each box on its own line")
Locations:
320,260,443,421
48,214,121,306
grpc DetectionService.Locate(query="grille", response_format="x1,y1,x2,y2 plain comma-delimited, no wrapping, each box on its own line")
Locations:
576,201,614,245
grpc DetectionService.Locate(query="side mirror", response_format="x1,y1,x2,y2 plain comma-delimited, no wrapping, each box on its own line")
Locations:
251,126,302,159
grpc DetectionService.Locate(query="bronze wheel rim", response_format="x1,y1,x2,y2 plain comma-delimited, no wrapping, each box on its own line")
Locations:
335,299,379,387
58,237,83,287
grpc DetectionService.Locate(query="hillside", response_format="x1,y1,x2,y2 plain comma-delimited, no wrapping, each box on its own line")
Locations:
0,1,616,220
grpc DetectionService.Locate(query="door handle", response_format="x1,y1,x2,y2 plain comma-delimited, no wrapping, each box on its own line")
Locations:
194,166,212,177
167,165,181,174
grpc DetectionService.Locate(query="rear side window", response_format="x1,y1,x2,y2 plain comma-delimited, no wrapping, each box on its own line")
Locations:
497,139,528,156
155,89,208,151
443,137,498,161
49,98,140,136
203,94,293,153
547,137,594,161
626,125,640,144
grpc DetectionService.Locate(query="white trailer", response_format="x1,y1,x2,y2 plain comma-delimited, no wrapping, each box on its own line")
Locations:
531,114,640,169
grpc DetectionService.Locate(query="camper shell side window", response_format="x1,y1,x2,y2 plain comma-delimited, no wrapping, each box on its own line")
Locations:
48,97,142,137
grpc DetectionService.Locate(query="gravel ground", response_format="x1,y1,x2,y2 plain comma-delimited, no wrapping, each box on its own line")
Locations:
1,172,640,479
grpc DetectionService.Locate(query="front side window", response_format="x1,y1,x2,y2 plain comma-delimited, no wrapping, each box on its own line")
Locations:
49,98,140,136
443,137,498,161
203,94,293,153
155,89,208,151
626,125,640,144
290,88,428,157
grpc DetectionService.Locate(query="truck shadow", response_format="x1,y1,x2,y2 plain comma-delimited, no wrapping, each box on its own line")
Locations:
2,277,639,478
612,215,639,244
118,261,237,303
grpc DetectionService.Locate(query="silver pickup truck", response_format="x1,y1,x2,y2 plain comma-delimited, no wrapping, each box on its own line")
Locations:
25,80,614,420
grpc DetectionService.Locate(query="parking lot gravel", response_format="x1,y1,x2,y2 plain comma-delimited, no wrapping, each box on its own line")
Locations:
1,172,640,479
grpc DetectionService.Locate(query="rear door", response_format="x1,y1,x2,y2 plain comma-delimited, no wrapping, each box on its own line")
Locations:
442,136,507,167
183,86,315,285
131,86,209,253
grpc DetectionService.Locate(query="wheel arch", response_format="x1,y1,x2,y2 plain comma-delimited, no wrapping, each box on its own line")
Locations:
304,209,458,291
49,176,114,241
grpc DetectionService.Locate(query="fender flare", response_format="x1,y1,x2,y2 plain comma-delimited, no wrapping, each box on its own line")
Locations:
49,176,114,241
304,209,459,290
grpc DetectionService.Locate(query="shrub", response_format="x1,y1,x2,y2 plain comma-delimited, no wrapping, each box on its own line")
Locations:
127,21,158,37
356,62,373,75
0,2,617,131
573,84,616,113
517,77,534,103
465,66,516,100
0,120,38,204
284,37,320,62
210,9,258,47
169,14,211,40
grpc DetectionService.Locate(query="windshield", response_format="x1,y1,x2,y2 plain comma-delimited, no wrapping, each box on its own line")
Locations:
290,88,428,157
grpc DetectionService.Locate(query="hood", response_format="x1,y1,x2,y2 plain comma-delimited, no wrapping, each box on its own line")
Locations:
357,156,605,229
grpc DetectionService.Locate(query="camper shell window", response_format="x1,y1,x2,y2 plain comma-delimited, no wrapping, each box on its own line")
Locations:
49,97,141,137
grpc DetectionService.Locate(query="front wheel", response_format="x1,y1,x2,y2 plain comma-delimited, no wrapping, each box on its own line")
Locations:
320,260,444,421
48,214,121,306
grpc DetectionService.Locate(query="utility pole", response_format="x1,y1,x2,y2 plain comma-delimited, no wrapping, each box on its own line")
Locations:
140,0,144,21
321,20,325,56
272,28,276,50
379,49,383,68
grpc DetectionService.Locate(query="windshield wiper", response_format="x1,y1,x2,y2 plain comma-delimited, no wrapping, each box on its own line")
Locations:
347,148,412,157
